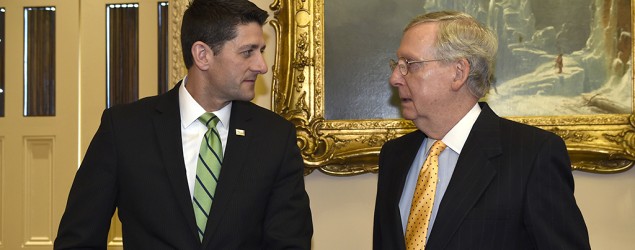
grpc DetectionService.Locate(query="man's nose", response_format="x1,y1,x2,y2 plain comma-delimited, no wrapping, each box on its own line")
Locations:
389,68,405,87
253,52,268,74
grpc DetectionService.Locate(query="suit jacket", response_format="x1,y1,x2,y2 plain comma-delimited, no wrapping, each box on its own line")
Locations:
55,84,313,249
373,103,590,250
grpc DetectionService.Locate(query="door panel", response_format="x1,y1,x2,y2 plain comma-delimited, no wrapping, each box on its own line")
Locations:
0,0,79,249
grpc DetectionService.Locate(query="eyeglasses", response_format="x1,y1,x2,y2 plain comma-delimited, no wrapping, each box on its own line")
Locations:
389,58,442,76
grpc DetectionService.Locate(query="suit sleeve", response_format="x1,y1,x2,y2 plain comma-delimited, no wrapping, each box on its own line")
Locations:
524,135,591,249
262,124,313,249
373,143,388,249
55,110,118,249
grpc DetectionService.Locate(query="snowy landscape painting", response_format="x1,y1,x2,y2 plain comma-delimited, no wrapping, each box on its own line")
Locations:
324,0,632,118
460,0,633,116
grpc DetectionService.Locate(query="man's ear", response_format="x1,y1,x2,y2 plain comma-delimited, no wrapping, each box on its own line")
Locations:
191,41,212,71
451,58,470,91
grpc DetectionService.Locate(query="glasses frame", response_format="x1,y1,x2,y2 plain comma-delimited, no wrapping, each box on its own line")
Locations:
390,57,442,76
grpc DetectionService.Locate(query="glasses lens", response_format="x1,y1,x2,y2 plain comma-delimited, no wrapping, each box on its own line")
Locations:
389,59,397,71
389,59,407,76
398,60,407,76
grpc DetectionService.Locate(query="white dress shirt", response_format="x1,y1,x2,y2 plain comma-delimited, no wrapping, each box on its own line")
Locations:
399,103,481,240
178,77,231,199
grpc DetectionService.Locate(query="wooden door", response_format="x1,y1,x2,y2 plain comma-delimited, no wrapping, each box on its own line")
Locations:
0,0,79,248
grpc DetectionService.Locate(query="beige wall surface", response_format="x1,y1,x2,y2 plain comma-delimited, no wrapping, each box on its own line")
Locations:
248,1,635,249
573,169,635,249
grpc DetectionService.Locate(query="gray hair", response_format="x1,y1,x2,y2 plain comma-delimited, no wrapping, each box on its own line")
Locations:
405,11,498,98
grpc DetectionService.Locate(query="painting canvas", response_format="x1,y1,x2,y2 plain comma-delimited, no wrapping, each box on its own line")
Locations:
325,0,632,119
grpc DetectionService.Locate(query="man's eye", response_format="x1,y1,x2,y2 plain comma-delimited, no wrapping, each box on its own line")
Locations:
408,62,423,71
241,50,253,57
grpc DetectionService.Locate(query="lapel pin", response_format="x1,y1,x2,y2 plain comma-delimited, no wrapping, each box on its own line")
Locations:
235,129,245,136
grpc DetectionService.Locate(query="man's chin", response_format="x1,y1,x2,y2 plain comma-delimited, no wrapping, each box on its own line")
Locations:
237,93,255,102
400,109,417,120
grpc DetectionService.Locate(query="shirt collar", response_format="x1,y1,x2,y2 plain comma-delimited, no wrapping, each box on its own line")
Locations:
435,103,481,154
179,76,232,129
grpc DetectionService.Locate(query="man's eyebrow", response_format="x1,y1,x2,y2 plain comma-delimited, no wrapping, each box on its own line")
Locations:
238,44,266,51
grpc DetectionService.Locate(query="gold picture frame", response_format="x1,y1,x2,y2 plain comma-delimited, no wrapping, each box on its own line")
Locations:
170,0,635,176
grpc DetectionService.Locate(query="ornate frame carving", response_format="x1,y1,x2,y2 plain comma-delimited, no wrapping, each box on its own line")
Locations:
169,0,188,86
171,0,635,175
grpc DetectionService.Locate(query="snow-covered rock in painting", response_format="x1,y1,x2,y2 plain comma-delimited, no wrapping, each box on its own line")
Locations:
421,0,632,116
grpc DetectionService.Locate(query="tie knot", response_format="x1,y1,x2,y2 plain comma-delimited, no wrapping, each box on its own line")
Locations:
429,140,447,156
198,113,220,129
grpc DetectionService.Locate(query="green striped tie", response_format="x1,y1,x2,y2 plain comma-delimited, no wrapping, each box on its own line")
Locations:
193,113,223,241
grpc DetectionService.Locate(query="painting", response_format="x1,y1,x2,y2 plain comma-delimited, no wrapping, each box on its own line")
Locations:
170,0,635,175
324,0,632,119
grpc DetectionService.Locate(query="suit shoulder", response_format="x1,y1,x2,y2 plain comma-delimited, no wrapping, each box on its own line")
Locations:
499,117,563,143
102,88,181,128
105,95,163,118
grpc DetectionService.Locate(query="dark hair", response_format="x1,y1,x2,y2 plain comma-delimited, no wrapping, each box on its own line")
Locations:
180,0,268,69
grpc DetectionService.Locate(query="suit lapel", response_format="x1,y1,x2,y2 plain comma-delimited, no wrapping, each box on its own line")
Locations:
152,82,200,241
427,103,502,249
202,101,253,245
385,131,426,247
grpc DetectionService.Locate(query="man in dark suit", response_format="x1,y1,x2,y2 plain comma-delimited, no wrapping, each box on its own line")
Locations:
373,11,590,249
55,0,312,249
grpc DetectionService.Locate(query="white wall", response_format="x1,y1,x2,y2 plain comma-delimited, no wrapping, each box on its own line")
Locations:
305,173,377,250
574,169,635,249
251,1,635,249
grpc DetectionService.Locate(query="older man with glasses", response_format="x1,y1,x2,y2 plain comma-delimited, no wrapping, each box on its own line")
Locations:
373,10,590,250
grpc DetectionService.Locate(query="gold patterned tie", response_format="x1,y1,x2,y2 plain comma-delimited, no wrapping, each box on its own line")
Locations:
405,140,447,249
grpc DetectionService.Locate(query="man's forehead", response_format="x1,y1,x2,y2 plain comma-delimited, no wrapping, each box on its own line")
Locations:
228,23,265,45
398,23,437,56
